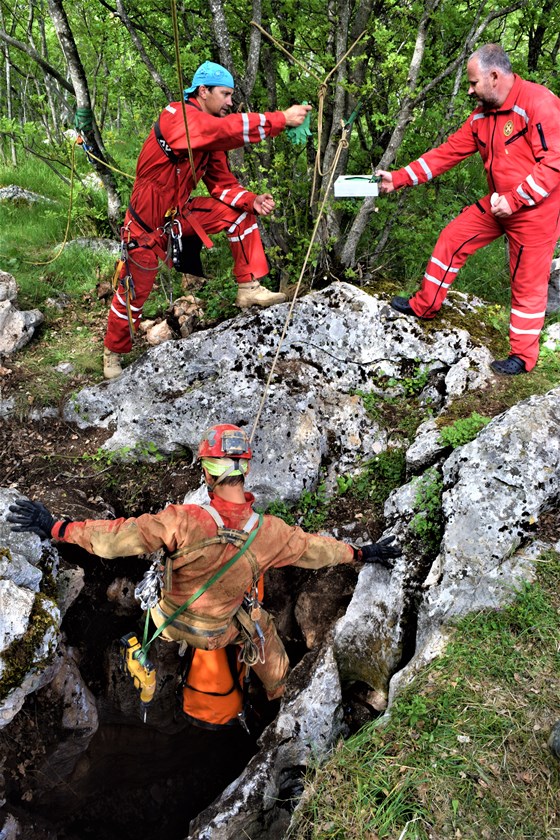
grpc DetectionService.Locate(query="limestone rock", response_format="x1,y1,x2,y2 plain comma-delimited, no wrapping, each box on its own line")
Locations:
61,282,494,504
106,576,139,615
56,566,85,618
0,272,43,355
0,272,17,303
34,647,98,786
405,418,447,474
65,237,120,255
333,559,406,703
0,185,53,204
187,646,344,840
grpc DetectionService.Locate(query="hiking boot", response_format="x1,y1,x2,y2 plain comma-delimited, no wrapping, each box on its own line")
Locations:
390,296,433,320
103,348,122,379
490,355,527,376
235,281,286,309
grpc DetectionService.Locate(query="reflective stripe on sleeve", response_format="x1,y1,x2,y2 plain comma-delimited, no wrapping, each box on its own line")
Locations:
516,185,535,205
405,164,418,186
526,174,549,199
242,113,250,144
418,157,433,180
230,190,248,206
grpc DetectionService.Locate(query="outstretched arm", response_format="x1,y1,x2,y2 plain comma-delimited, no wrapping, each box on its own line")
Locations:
375,170,396,194
253,193,275,216
282,104,312,127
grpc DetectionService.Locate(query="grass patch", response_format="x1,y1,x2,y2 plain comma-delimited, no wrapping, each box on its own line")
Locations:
291,552,560,839
437,412,492,449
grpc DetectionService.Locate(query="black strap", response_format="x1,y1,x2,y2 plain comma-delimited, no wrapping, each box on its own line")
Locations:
127,202,153,234
154,118,180,165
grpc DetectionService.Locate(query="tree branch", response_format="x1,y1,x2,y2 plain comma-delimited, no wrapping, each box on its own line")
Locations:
0,28,74,93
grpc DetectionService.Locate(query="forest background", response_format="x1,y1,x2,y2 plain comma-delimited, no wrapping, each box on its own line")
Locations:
2,0,560,316
1,2,559,839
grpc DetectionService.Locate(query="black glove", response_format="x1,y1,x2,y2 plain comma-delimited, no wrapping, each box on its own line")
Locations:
7,499,56,539
357,536,401,569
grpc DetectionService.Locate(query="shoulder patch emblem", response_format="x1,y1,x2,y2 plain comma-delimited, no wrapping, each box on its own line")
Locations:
503,120,514,137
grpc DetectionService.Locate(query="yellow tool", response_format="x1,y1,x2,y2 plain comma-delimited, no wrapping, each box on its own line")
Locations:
120,633,157,722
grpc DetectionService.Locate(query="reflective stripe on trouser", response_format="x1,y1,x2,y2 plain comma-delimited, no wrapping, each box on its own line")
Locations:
507,234,556,371
410,197,503,319
183,196,269,284
104,198,270,353
105,246,159,354
409,194,560,370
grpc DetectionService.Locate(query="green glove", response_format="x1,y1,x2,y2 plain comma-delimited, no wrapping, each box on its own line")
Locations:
286,102,312,145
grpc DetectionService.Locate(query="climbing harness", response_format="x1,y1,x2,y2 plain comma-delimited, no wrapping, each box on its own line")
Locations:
135,550,164,610
177,571,265,732
111,234,138,341
123,505,264,720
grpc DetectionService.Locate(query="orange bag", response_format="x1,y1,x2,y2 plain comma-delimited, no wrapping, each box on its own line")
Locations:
181,577,264,729
182,645,245,728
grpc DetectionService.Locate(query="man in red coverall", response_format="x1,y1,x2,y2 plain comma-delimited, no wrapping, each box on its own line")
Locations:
103,61,312,379
376,44,560,376
7,424,400,702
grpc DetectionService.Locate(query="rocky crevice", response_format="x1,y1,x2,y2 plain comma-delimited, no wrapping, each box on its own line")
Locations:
2,283,560,839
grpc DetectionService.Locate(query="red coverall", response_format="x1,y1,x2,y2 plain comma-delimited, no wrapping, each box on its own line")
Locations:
105,101,286,354
392,75,560,370
51,492,355,699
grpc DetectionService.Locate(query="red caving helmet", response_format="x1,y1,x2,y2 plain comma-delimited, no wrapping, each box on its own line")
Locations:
197,424,252,461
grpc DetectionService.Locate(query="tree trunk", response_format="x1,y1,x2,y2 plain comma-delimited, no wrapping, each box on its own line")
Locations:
115,0,173,101
340,0,524,268
47,0,122,234
0,7,17,165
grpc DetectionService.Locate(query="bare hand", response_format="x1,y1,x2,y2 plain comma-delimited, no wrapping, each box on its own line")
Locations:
375,169,395,194
490,193,513,218
283,104,313,128
253,193,275,216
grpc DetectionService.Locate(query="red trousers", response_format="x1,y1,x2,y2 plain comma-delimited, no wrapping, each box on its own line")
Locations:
105,197,269,354
408,193,560,370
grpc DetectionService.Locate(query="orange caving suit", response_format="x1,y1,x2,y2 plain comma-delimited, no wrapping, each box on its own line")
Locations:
51,492,355,700
392,75,560,371
106,100,286,355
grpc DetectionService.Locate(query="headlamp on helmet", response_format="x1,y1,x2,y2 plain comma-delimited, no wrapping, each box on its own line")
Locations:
197,424,252,461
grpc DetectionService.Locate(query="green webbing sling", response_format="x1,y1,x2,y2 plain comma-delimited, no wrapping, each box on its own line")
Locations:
74,107,94,134
139,513,264,661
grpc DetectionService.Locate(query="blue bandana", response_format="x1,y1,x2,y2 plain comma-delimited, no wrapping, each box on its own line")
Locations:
184,61,235,97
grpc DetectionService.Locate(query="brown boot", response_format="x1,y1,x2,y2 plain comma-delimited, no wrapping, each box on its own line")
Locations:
103,347,122,379
235,281,286,309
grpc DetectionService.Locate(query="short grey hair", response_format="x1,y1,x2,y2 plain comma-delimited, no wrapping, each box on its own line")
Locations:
469,44,513,74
